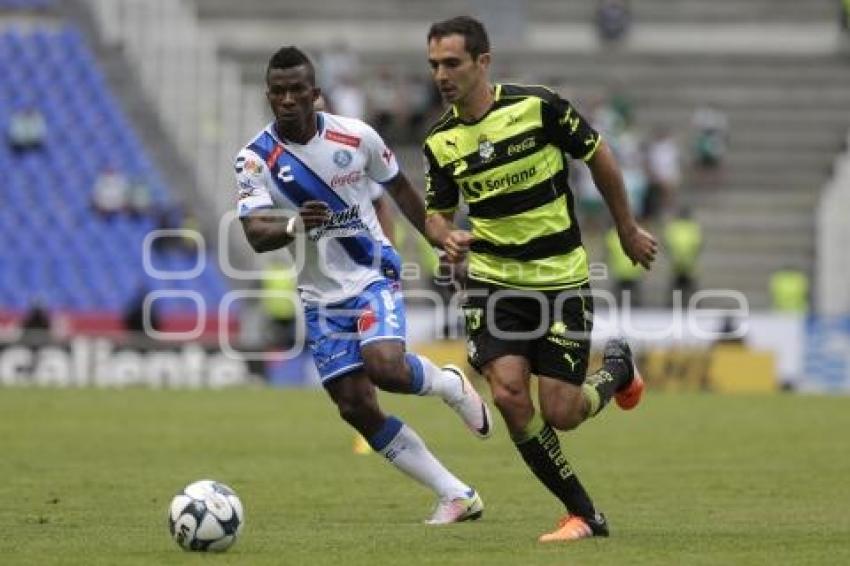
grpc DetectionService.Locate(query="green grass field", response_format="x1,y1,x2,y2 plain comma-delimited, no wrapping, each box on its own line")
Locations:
1,387,849,565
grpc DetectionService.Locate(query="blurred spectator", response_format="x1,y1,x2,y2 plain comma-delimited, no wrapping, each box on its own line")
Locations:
646,126,682,218
607,85,634,128
842,0,850,33
573,162,606,231
152,203,183,251
123,285,160,333
612,127,648,218
590,92,646,213
769,268,809,313
318,41,360,95
127,177,153,218
366,66,402,140
589,93,625,138
715,314,746,345
7,106,46,153
400,74,436,140
606,226,644,307
149,203,199,255
327,75,367,121
692,104,729,171
596,0,631,44
180,214,202,255
580,91,646,229
664,207,703,306
91,167,129,218
21,298,51,333
261,261,298,349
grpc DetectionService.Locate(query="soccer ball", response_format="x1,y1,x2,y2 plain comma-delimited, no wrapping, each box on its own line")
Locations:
168,479,244,552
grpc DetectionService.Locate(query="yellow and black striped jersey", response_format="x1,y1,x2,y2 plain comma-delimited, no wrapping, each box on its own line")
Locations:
423,83,602,290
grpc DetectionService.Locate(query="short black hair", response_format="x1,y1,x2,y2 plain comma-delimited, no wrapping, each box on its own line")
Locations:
266,46,315,84
427,16,490,60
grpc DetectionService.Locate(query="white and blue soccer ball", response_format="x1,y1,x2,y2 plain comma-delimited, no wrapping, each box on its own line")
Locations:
168,479,244,552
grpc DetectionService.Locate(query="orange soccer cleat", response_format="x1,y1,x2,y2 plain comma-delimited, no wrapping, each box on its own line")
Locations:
603,337,644,410
615,367,644,410
538,513,609,543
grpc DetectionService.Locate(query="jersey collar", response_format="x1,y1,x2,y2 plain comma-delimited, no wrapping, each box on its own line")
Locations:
266,112,325,146
451,84,502,124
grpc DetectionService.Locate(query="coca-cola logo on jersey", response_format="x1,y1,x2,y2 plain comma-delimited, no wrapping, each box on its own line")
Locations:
330,170,362,188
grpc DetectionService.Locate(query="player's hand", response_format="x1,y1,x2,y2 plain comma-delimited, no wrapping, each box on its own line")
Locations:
443,230,473,263
619,223,658,270
298,201,331,230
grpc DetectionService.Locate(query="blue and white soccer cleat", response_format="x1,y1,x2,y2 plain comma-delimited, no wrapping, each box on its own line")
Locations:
441,365,492,439
425,489,484,525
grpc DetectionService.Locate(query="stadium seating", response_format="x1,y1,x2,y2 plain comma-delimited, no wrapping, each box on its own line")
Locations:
194,0,836,25
81,0,848,308
194,0,847,308
0,26,231,328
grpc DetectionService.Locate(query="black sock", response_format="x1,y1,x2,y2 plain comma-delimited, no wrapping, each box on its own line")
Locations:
582,358,631,417
512,413,596,519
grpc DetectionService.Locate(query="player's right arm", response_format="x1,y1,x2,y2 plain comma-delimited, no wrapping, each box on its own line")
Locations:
425,211,472,263
422,144,472,263
241,202,330,252
233,148,330,252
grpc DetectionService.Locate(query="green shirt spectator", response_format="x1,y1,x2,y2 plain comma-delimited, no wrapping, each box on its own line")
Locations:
769,269,809,313
665,216,702,276
606,227,643,282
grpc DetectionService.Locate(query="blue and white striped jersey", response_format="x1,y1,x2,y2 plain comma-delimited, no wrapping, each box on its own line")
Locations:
234,112,400,305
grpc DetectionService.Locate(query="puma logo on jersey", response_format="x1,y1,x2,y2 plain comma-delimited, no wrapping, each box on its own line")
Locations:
559,108,580,133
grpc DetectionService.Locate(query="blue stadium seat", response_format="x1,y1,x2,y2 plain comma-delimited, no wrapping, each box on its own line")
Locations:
0,26,230,315
0,0,55,9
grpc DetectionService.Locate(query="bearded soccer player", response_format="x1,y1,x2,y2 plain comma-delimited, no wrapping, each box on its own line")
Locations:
422,17,658,541
235,46,493,524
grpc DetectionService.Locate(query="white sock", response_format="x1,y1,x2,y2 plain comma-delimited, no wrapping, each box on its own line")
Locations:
405,353,462,401
369,416,470,499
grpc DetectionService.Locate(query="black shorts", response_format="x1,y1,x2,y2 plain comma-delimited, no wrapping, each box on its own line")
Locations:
462,280,593,385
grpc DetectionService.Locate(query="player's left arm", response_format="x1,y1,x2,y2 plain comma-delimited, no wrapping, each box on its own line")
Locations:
541,91,657,269
587,143,657,269
372,194,396,246
383,172,428,240
383,169,472,262
361,123,431,243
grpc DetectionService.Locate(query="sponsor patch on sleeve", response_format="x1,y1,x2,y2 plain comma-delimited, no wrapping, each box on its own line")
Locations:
325,130,362,148
243,157,263,175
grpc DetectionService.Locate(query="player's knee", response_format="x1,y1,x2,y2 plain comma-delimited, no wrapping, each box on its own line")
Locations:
542,403,584,432
491,383,531,417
